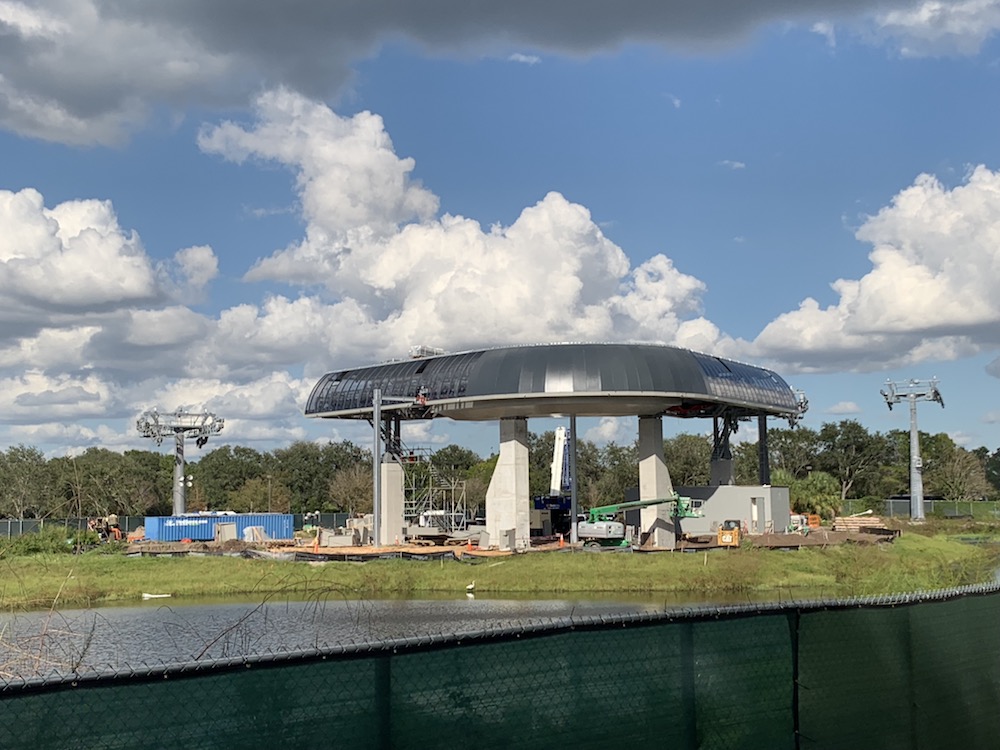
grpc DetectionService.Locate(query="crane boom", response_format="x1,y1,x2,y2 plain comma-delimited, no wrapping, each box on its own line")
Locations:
549,426,571,496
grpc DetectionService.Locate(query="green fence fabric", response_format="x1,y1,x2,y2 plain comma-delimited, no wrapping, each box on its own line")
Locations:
798,592,1000,749
3,587,1000,749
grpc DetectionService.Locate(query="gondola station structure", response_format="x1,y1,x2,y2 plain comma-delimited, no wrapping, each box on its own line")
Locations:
305,343,808,551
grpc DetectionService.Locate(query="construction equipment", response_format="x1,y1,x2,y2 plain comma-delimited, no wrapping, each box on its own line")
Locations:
530,426,576,538
717,519,740,547
579,494,701,547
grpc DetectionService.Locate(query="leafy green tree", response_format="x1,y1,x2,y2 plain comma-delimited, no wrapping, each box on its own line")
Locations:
573,437,603,505
328,464,373,515
983,448,1000,496
663,433,711,485
772,467,841,519
0,445,55,518
816,420,891,500
431,445,481,477
915,431,958,480
733,440,762,485
589,442,637,508
227,476,293,513
190,445,265,509
884,430,993,502
122,450,174,515
71,448,143,517
269,440,370,512
465,456,498,518
927,445,994,502
767,426,821,479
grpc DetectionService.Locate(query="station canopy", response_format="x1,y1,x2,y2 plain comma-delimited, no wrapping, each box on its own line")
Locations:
304,343,801,424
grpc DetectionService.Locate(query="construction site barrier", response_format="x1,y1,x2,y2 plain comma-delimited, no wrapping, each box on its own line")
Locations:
2,584,999,749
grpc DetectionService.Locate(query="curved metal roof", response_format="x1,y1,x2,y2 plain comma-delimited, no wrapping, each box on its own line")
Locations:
305,343,802,422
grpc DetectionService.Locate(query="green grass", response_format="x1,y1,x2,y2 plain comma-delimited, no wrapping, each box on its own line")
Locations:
0,532,995,611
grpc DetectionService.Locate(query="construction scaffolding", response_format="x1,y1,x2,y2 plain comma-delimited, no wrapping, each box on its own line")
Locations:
401,448,468,535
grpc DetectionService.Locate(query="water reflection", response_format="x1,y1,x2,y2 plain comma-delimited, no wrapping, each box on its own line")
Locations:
0,590,821,679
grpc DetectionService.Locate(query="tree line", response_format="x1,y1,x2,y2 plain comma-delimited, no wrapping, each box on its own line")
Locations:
1,419,997,520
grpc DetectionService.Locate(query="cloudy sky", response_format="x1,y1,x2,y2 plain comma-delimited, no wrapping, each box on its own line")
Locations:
3,0,1000,458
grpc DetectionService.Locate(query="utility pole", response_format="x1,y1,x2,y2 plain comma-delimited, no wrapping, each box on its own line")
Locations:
880,379,944,522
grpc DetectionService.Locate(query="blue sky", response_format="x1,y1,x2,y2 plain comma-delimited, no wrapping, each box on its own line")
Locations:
2,1,1000,459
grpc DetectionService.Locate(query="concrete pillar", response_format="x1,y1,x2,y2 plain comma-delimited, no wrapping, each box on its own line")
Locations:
485,417,530,551
379,459,406,547
638,416,676,549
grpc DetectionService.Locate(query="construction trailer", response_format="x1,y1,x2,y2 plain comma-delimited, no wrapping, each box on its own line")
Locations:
143,513,294,542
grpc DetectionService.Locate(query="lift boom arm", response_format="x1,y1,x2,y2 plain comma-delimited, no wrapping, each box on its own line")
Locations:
586,493,700,523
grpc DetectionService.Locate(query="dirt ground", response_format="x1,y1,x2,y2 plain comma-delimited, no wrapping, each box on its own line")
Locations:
127,528,888,558
126,539,261,555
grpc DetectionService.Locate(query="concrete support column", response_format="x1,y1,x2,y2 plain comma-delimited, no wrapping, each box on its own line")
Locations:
638,416,676,549
485,417,530,551
379,459,406,547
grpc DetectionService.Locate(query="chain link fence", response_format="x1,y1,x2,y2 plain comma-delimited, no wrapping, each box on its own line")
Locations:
2,585,999,749
840,499,1000,519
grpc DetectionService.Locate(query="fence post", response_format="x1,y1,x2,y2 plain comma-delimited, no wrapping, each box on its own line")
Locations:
680,621,698,749
375,653,392,750
788,609,801,750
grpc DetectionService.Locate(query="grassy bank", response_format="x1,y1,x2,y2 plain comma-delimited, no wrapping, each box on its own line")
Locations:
0,533,994,611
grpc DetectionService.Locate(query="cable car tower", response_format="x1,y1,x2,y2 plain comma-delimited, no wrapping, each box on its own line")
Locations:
136,409,224,515
880,379,944,522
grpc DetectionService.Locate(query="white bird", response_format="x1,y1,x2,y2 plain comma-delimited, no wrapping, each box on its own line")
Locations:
466,580,475,593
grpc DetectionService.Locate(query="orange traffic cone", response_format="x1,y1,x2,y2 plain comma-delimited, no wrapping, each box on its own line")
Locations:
466,537,473,552
559,533,564,548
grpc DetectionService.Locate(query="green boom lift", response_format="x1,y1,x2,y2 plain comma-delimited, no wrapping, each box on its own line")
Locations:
579,493,701,547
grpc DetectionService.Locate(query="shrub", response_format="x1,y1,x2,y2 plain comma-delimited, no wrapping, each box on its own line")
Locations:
0,527,75,556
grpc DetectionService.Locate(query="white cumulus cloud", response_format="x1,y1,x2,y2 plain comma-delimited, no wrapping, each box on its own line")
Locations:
873,0,1000,56
826,401,862,414
746,165,1000,373
197,91,714,362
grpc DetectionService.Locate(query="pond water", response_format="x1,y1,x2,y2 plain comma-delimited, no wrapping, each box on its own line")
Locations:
0,591,810,679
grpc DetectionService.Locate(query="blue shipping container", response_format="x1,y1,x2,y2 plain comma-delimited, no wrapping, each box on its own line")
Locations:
143,514,294,542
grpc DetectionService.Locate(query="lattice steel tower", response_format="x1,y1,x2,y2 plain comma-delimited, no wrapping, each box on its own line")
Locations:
136,409,225,515
880,379,944,522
